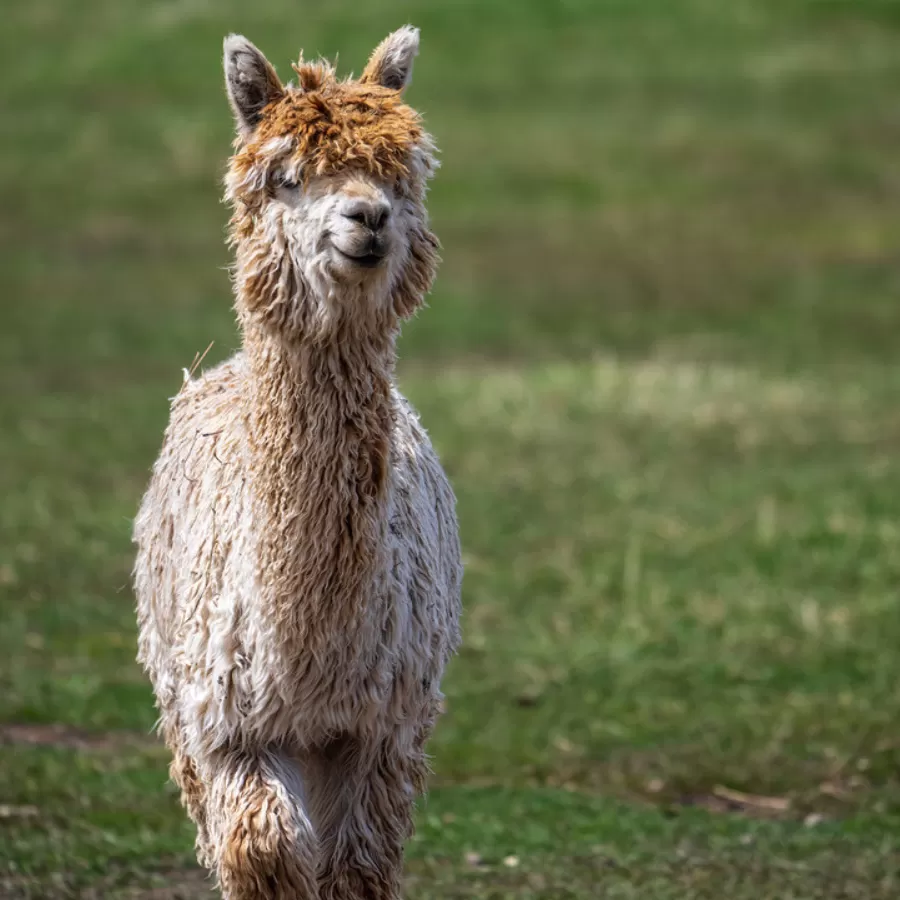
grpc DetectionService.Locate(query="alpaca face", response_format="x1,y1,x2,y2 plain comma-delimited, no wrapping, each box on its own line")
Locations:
257,168,416,302
224,28,439,337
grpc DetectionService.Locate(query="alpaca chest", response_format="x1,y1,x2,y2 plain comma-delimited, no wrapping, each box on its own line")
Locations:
196,539,444,751
147,381,461,760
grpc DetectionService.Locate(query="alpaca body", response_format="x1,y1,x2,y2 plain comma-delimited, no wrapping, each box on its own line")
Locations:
133,26,462,898
135,349,460,760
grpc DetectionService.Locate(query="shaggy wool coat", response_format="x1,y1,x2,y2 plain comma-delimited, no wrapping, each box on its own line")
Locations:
133,26,462,900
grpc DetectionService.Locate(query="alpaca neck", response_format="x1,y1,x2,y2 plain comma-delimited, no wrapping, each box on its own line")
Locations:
240,314,396,648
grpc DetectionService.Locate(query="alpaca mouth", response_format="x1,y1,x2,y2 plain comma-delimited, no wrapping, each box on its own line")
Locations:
335,247,386,269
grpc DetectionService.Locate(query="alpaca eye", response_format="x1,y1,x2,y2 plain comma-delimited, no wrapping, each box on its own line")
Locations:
276,174,299,191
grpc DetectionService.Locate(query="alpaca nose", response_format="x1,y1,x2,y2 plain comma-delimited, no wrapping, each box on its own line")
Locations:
340,197,391,232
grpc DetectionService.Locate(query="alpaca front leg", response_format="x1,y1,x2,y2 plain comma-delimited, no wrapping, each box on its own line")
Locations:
170,746,214,867
161,720,214,867
313,737,425,900
206,748,321,900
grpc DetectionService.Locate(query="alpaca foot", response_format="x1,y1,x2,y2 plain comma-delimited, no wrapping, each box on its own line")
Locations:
318,864,400,900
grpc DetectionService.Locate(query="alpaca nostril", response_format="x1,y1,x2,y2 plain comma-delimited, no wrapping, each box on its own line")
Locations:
370,207,389,232
341,202,391,232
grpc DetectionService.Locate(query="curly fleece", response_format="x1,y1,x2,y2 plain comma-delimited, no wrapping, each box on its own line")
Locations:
133,27,462,900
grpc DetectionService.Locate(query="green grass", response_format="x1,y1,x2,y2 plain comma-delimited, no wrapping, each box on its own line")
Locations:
3,0,900,896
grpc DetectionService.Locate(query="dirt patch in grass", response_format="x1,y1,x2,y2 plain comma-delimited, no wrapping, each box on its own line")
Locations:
0,723,158,753
0,869,213,900
115,870,213,900
404,850,900,899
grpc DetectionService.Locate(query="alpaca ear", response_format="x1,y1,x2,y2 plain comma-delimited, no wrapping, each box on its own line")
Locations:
224,35,284,136
360,26,419,91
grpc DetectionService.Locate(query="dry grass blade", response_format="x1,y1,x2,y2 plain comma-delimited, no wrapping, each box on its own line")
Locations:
712,785,791,812
188,341,215,379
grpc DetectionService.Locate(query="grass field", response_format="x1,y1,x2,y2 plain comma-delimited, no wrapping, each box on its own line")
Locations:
3,0,900,897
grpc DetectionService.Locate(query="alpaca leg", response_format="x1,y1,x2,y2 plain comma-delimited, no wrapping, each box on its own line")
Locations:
162,720,213,867
206,747,320,900
170,746,214,867
313,735,425,900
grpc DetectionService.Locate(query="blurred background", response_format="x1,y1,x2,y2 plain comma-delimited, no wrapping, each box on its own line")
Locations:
2,1,900,897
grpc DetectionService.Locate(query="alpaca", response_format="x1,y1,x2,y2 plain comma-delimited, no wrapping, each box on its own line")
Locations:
133,27,462,900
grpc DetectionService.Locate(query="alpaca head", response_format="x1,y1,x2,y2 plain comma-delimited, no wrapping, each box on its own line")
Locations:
223,27,439,341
